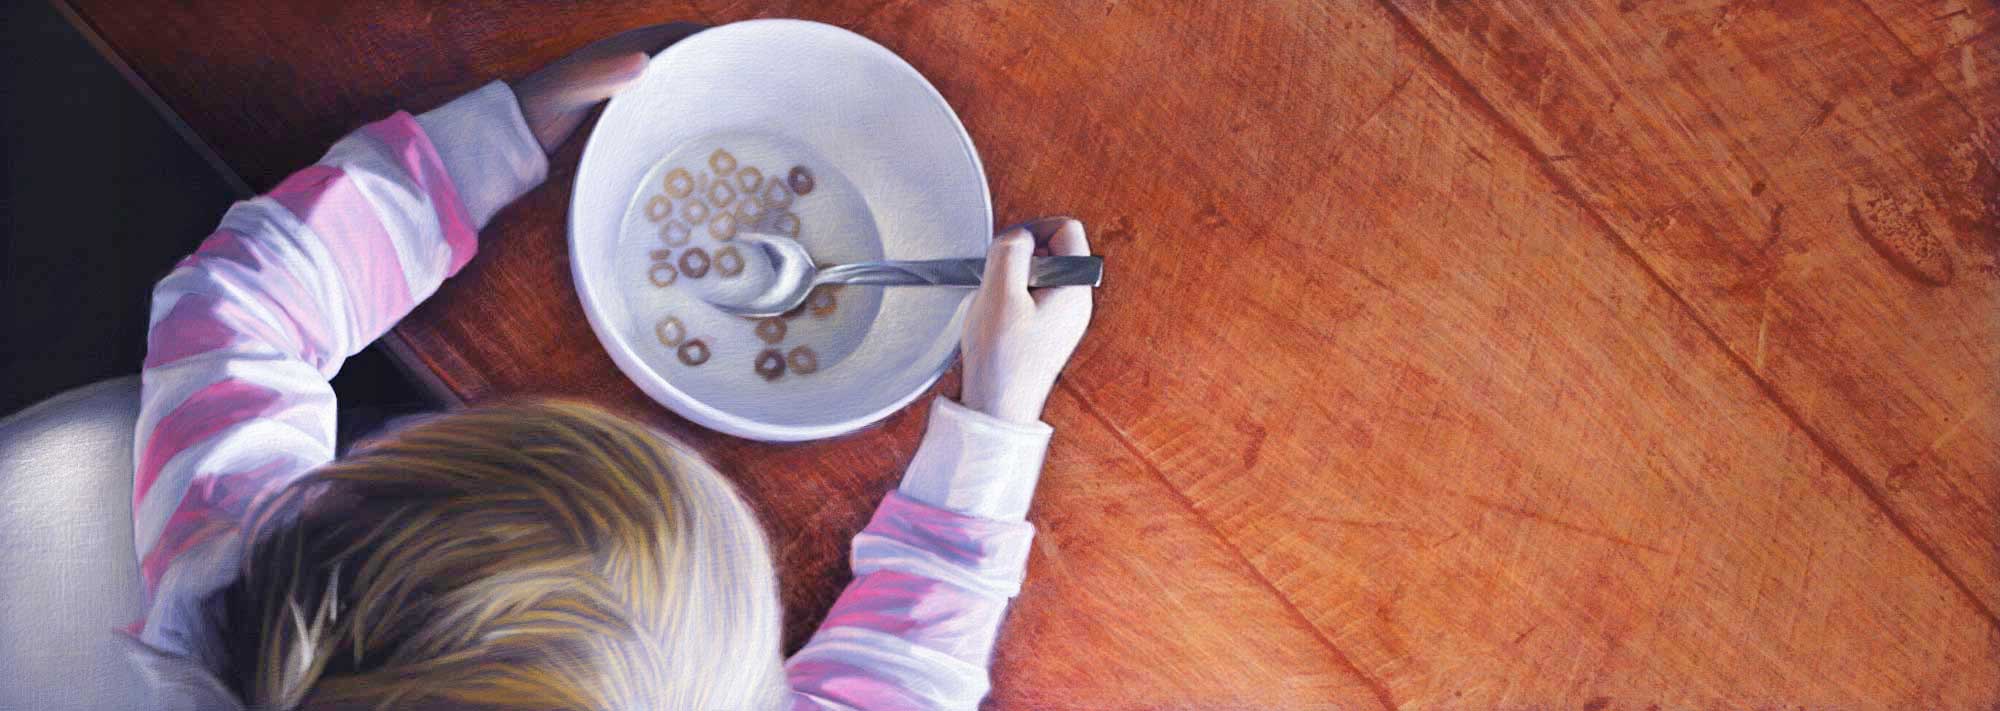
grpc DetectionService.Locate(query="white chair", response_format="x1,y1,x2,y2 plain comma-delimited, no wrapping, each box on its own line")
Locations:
0,377,150,709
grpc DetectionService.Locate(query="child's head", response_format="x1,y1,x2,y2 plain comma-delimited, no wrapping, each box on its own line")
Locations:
210,400,785,709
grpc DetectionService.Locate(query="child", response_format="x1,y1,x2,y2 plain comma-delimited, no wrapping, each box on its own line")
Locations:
122,25,1093,710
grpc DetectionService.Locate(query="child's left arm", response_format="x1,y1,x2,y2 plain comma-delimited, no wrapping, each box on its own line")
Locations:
129,29,673,663
787,221,1095,709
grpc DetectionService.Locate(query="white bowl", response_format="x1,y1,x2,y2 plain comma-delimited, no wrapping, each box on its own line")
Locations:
570,19,990,441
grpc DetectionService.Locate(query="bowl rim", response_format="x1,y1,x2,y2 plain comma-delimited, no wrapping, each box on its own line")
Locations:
567,18,990,441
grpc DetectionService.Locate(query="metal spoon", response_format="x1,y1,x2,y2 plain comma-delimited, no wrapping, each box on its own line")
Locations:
708,230,1104,317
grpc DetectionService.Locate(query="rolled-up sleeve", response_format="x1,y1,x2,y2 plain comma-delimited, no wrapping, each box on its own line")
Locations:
788,398,1053,710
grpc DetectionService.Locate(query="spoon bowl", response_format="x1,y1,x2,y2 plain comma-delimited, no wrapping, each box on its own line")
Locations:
714,232,825,317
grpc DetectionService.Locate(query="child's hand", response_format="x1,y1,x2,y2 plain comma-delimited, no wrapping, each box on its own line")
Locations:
513,22,705,153
959,218,1096,424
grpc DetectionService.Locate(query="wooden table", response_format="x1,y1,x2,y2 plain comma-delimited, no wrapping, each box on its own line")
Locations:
65,0,1999,707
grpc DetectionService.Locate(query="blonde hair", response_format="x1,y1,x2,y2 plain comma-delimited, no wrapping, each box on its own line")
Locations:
208,400,786,709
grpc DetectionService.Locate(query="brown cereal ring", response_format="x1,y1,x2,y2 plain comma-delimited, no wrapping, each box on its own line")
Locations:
648,262,678,287
664,168,694,198
755,317,786,344
759,180,794,210
709,148,737,174
736,167,763,193
714,245,745,277
645,195,673,222
771,212,800,238
806,287,837,317
787,165,815,195
708,180,737,208
654,316,686,347
677,339,710,366
683,199,710,224
708,211,738,241
786,346,819,374
659,219,692,246
679,247,711,278
754,349,786,381
734,195,765,222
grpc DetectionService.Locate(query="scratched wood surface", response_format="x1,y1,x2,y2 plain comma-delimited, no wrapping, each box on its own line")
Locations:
1391,0,2000,623
65,0,1999,707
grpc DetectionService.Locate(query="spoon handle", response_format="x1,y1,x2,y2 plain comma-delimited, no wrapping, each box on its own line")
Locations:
815,256,1104,288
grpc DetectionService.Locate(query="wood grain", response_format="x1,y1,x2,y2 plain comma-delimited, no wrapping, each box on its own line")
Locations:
993,387,1390,709
64,0,2000,706
1861,0,1999,121
1385,0,2000,619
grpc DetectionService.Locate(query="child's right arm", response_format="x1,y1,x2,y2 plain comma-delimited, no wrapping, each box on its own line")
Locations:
130,84,550,664
787,221,1095,710
129,27,671,666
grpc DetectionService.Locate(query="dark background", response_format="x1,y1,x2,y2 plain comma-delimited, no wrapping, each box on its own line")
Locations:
2,0,417,420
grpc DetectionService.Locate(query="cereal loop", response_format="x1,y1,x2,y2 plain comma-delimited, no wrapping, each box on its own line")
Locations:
787,165,816,195
787,346,819,374
654,316,686,347
760,181,794,210
683,199,710,224
709,148,737,174
807,287,837,318
664,168,694,198
660,219,692,246
736,167,763,193
677,339,711,366
708,211,738,241
709,180,737,208
679,247,711,278
714,245,745,277
755,317,786,344
646,195,673,222
648,262,678,287
755,349,786,381
772,212,801,238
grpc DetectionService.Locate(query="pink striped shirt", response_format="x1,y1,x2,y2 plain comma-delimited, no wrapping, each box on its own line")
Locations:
135,81,1051,710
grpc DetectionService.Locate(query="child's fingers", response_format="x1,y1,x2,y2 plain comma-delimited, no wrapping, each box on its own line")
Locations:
599,52,650,97
556,52,648,107
1032,219,1091,308
603,21,706,57
983,229,1035,299
1046,219,1090,256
